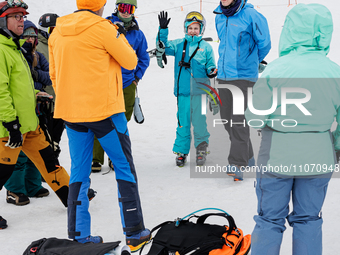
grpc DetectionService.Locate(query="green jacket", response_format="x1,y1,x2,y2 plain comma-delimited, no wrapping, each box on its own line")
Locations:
0,34,39,138
245,4,340,175
36,32,49,61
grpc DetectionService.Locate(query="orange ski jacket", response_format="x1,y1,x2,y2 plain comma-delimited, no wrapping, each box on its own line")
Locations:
49,10,137,123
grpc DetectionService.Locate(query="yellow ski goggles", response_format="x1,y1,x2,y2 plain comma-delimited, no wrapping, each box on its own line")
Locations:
185,11,204,23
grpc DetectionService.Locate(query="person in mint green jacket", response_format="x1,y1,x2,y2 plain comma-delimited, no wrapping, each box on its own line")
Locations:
245,4,340,255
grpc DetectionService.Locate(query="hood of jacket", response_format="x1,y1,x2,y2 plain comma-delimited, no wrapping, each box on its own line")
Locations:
55,10,110,37
279,3,333,57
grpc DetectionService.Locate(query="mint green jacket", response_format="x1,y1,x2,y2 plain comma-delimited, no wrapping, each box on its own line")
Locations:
0,35,39,138
245,4,340,175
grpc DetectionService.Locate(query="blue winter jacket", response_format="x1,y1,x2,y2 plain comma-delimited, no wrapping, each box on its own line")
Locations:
23,20,51,91
157,28,216,97
106,13,150,88
214,0,271,81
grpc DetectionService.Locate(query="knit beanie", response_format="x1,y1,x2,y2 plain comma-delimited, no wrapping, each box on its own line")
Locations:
23,27,37,37
76,0,106,12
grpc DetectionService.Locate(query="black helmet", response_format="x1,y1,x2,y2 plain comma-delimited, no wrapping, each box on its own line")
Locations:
38,13,59,29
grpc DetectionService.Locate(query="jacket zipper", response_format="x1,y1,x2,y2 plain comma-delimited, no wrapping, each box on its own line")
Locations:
238,32,243,57
223,17,229,78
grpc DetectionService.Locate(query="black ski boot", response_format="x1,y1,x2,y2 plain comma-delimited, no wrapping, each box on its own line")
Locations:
175,153,188,167
196,141,209,166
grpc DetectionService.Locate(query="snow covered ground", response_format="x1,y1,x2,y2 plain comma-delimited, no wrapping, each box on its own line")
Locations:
1,0,340,254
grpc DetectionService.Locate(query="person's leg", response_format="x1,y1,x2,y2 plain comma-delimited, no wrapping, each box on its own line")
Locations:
22,127,69,207
24,156,45,197
123,83,136,122
191,95,210,148
92,135,104,165
64,122,94,240
288,173,332,255
0,137,22,190
251,171,293,255
173,96,191,155
4,151,27,194
227,80,254,167
90,114,145,235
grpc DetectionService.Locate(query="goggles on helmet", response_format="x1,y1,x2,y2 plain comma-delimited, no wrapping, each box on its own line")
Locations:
185,11,204,23
117,3,135,15
0,0,28,17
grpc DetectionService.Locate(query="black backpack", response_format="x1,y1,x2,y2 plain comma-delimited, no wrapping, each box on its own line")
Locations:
143,209,251,255
23,237,120,255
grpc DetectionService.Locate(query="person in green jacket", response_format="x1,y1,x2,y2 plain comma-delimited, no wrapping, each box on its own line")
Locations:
245,4,340,255
0,0,70,229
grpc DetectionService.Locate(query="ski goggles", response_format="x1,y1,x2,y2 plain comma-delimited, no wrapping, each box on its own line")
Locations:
48,26,55,34
185,12,204,23
117,3,136,15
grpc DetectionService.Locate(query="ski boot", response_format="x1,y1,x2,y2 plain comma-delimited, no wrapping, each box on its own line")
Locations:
196,141,209,166
174,152,188,167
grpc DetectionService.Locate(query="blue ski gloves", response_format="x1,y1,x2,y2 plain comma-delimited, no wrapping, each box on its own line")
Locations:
2,117,23,149
156,41,167,68
158,11,171,29
208,93,220,115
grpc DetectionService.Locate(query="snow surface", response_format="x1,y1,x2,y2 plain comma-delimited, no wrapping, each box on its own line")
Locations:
2,0,340,254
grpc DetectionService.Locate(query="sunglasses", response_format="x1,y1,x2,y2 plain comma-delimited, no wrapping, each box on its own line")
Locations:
117,3,135,15
185,12,204,23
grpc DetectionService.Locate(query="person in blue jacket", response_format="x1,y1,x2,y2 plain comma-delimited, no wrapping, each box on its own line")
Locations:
91,0,150,173
214,0,271,181
157,11,217,167
245,4,340,254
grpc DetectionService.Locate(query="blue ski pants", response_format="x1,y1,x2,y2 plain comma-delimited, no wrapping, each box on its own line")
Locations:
65,113,144,240
173,95,210,154
251,170,332,255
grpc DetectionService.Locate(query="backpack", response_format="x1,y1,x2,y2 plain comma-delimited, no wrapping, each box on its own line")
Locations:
144,209,251,255
23,237,120,255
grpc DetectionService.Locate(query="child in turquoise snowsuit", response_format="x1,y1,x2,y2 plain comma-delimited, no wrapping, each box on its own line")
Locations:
157,11,217,166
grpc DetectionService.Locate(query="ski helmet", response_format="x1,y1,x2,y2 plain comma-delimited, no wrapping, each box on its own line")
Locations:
184,11,206,36
116,0,137,8
38,13,59,28
0,0,28,18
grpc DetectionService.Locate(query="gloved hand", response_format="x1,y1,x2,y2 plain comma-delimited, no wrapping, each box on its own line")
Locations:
158,11,171,29
2,117,23,149
31,68,38,82
207,68,217,78
156,41,167,68
259,60,267,73
114,22,126,37
208,93,220,115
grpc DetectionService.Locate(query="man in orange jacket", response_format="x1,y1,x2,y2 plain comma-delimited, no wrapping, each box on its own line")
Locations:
49,0,150,250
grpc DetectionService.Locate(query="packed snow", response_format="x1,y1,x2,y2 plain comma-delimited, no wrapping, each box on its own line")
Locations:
1,0,340,254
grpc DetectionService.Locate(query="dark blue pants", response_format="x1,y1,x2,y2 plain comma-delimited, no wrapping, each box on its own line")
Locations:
65,113,144,240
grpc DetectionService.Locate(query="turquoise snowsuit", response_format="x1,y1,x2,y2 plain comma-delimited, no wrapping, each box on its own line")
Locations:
245,4,340,255
157,22,216,154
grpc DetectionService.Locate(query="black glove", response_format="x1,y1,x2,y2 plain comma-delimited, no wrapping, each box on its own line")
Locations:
115,22,126,37
31,68,39,82
207,68,217,78
158,11,171,29
156,41,167,68
2,117,23,149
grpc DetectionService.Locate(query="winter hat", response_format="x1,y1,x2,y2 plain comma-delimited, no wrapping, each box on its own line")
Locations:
0,0,29,18
76,0,106,12
23,27,37,37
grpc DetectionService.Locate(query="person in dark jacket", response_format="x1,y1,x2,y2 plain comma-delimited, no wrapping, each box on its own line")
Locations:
91,0,150,173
